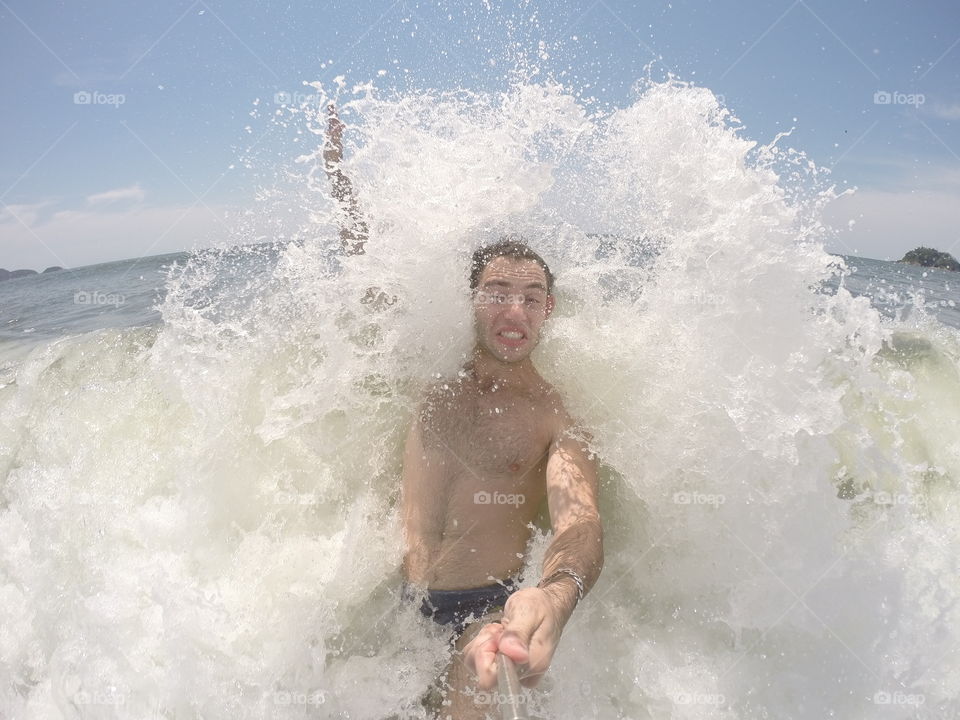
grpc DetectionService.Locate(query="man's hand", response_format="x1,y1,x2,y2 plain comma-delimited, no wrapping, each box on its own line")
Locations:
323,103,345,173
462,587,564,691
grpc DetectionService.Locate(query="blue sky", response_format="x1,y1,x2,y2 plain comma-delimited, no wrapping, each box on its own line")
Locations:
1,0,958,270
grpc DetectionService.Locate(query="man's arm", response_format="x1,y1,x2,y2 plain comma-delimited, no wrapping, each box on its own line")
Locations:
323,104,369,256
464,408,604,690
324,105,398,309
538,419,605,626
400,413,449,585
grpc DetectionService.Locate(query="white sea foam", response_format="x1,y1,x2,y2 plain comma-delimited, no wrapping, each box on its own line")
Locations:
1,78,959,719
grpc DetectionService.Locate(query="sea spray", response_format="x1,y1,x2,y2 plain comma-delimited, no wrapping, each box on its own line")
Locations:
1,78,959,720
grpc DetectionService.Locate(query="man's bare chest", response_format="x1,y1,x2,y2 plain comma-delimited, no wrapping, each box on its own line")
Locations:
421,390,553,479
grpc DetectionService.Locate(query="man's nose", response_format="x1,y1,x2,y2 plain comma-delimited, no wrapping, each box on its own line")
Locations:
501,298,526,317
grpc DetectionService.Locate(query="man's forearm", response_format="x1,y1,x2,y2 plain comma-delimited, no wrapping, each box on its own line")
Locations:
539,518,604,627
328,169,368,255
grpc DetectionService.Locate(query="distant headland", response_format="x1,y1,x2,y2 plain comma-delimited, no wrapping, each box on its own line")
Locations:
899,247,960,272
0,266,64,282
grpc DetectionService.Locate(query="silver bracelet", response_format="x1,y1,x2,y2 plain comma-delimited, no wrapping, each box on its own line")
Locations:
538,568,585,603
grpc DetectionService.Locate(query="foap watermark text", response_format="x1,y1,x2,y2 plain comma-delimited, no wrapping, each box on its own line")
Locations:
74,90,126,108
274,90,322,107
874,690,925,707
673,491,725,507
273,690,326,706
675,692,726,706
874,90,924,107
475,290,532,306
74,290,125,307
474,490,525,507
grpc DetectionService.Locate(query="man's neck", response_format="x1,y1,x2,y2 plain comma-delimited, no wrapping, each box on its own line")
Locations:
467,345,541,389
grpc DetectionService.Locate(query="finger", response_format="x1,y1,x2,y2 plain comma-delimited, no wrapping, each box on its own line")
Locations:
462,623,503,674
462,623,503,691
516,622,559,688
461,622,501,674
498,601,543,667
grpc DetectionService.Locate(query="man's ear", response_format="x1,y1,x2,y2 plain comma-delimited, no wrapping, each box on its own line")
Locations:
545,294,556,318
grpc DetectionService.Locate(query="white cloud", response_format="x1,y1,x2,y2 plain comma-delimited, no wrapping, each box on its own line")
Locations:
0,200,57,228
924,102,960,121
831,156,960,194
823,188,960,261
86,183,146,206
0,202,227,270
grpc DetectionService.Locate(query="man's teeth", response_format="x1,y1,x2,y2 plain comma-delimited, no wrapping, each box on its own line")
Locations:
500,331,524,339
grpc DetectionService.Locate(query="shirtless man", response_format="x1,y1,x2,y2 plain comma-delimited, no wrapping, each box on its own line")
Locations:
324,107,604,720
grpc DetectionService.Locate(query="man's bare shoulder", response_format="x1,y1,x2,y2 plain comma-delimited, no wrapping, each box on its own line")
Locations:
533,382,574,441
538,384,597,448
535,380,566,412
415,374,473,420
538,381,564,404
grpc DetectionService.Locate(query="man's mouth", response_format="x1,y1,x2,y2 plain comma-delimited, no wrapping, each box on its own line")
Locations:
496,328,527,347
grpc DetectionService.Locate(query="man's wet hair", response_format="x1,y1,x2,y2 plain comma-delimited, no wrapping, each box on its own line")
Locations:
469,236,555,294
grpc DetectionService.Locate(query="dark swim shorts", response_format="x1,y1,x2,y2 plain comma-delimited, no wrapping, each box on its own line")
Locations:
404,577,520,637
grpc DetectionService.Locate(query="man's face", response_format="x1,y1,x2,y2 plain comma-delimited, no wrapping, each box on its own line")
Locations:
472,256,555,363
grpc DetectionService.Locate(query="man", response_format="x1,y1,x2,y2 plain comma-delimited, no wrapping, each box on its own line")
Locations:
323,104,367,256
325,107,604,720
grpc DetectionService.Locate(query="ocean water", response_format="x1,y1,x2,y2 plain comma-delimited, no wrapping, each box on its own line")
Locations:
1,79,960,720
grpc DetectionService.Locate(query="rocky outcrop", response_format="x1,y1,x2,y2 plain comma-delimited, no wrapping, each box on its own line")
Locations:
0,266,63,282
0,268,36,281
899,247,960,272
